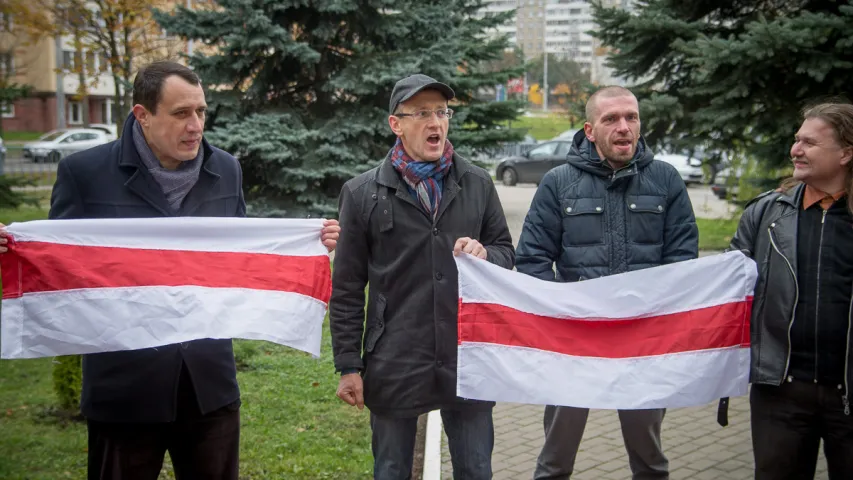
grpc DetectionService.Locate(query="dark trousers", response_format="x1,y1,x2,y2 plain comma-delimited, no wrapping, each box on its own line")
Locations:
751,381,853,480
370,408,494,480
87,364,240,480
534,406,669,480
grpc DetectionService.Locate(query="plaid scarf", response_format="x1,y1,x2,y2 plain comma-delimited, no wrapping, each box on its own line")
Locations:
390,138,454,220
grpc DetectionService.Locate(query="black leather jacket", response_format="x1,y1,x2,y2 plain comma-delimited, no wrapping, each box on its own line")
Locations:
729,184,852,415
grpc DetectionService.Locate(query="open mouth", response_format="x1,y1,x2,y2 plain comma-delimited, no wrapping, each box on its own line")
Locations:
427,134,441,147
613,138,632,149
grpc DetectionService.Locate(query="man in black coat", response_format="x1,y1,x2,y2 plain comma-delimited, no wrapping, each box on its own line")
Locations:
516,86,698,480
329,74,515,479
0,61,339,480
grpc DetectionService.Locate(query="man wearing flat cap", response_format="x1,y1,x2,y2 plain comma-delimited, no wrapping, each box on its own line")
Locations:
329,74,515,479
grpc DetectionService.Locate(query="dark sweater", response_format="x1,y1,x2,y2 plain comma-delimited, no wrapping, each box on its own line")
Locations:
789,198,853,385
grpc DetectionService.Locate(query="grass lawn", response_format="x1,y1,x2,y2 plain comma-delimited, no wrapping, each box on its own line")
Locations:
697,216,741,251
0,192,52,225
505,114,578,141
2,132,44,143
0,334,373,480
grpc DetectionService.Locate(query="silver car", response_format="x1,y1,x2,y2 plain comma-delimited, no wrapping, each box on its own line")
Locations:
23,128,113,163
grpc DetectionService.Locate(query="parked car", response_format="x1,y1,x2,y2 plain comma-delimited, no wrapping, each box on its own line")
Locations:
552,129,579,140
88,123,118,140
655,152,704,186
495,140,573,186
23,129,113,163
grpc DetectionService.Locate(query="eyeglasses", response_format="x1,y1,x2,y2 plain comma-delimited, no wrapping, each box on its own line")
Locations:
394,108,454,121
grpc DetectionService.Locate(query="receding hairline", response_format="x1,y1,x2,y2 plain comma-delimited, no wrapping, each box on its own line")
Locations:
585,86,637,123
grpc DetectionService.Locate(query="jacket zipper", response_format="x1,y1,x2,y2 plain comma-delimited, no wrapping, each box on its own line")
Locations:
769,223,799,381
814,209,827,383
845,282,852,415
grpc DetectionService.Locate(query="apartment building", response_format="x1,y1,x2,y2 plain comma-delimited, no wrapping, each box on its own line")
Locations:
0,4,191,134
484,0,634,85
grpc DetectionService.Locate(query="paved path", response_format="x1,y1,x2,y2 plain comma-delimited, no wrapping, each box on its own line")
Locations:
439,184,828,479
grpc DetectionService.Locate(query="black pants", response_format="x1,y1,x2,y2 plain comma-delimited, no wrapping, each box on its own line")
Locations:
87,364,240,480
751,381,853,480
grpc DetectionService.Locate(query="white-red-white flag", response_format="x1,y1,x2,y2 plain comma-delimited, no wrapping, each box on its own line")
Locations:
455,251,757,409
1,218,331,359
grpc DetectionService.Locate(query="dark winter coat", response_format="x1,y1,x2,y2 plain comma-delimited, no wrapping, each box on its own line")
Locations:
49,115,246,423
329,150,515,417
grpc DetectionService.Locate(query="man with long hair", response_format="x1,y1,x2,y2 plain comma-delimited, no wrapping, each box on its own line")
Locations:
730,102,853,479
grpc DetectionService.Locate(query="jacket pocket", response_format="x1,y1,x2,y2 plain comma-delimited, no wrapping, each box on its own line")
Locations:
561,198,605,246
364,294,387,353
627,195,666,245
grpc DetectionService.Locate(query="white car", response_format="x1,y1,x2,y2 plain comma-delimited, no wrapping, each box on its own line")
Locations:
23,128,114,163
89,123,118,140
656,152,704,186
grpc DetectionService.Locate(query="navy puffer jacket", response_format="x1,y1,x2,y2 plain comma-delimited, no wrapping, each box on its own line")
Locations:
516,130,698,282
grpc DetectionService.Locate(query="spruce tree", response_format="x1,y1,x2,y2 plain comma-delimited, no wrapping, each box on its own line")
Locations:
593,0,853,170
156,0,524,217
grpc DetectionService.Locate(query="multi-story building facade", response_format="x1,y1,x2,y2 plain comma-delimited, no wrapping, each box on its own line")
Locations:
484,0,635,85
0,4,192,134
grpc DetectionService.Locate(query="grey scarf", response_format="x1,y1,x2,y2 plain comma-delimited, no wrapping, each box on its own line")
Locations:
132,121,203,211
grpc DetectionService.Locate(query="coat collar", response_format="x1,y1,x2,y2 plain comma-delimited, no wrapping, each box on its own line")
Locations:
116,114,220,216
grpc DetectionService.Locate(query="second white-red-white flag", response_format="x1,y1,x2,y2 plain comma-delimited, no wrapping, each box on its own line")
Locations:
1,218,331,359
455,251,758,409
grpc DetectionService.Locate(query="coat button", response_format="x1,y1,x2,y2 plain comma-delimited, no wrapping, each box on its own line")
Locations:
657,205,663,212
433,228,439,236
436,360,444,367
630,203,636,209
435,272,443,280
566,207,572,213
595,206,602,212
181,342,189,350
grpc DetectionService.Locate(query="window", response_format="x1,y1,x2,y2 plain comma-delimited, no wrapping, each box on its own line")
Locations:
0,52,13,77
529,142,559,158
0,13,12,31
101,99,113,124
63,50,75,70
1,102,13,119
67,101,83,124
99,53,111,72
86,51,96,74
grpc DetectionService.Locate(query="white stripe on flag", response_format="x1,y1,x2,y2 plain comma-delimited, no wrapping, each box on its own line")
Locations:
2,287,327,359
459,250,757,319
457,342,750,409
6,217,328,256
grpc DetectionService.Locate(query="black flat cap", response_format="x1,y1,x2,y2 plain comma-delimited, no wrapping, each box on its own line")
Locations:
389,74,455,114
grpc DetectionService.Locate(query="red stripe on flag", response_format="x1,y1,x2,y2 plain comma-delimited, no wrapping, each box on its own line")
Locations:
458,301,751,358
0,240,331,303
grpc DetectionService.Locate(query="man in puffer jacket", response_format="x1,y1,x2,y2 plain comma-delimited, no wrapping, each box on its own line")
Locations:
516,86,698,480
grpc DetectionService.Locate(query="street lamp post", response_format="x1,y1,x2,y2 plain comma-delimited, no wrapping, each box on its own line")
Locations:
542,8,548,112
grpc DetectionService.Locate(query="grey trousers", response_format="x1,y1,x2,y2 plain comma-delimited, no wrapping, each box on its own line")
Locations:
533,405,669,480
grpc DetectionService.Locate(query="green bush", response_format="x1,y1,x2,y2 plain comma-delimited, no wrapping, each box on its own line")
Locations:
51,355,82,414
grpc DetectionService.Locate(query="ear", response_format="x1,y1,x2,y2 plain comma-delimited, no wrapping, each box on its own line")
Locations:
132,105,150,128
389,115,404,137
840,147,853,167
583,121,595,142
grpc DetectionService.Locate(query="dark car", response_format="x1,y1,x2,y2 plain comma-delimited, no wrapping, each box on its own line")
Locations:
495,140,573,186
